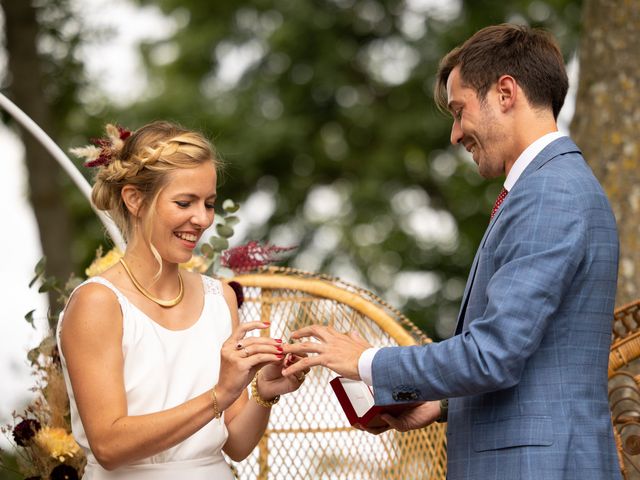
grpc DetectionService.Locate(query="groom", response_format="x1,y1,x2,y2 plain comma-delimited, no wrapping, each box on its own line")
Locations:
283,24,621,479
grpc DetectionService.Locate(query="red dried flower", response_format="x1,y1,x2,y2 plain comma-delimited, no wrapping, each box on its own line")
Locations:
227,281,244,308
117,125,131,140
221,241,295,273
13,418,41,446
84,152,112,168
71,123,132,168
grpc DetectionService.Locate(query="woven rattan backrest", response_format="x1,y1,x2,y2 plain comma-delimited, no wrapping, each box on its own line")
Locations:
229,267,447,480
609,300,640,479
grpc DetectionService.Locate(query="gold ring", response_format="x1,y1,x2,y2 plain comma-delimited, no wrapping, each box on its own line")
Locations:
295,372,306,382
236,342,243,350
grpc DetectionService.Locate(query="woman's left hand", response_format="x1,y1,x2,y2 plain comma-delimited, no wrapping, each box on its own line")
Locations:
257,354,310,399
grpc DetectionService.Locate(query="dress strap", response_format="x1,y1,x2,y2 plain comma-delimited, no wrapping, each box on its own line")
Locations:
201,275,223,296
68,276,130,313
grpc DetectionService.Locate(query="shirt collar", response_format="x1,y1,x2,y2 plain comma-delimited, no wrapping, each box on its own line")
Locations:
503,131,566,192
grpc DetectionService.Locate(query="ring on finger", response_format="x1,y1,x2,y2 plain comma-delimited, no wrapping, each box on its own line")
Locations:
243,347,249,358
235,342,243,350
295,372,306,382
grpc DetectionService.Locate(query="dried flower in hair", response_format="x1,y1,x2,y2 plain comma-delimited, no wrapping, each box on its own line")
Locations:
13,418,41,446
70,123,131,168
227,281,244,308
221,241,295,273
50,464,79,480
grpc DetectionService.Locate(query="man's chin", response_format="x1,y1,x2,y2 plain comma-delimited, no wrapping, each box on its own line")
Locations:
478,164,502,179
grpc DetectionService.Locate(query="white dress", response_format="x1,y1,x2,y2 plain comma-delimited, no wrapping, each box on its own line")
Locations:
56,275,235,480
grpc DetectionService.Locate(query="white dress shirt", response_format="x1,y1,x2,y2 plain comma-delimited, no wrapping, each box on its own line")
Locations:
358,131,567,386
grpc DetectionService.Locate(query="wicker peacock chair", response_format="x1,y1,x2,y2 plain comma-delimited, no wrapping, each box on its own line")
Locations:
227,267,448,480
609,299,640,479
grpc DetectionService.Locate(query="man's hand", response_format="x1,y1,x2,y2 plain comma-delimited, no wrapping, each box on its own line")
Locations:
281,326,372,380
381,400,442,431
355,401,442,435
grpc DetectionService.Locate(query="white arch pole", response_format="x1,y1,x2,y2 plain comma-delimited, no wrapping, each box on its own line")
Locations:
0,93,126,250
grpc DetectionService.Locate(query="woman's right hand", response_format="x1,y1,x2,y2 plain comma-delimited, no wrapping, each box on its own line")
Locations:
216,321,284,401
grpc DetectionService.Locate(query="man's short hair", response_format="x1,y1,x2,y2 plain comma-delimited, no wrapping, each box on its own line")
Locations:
434,24,569,119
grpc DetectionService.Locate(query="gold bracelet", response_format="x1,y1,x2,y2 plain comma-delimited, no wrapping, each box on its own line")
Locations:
251,371,280,408
211,386,222,419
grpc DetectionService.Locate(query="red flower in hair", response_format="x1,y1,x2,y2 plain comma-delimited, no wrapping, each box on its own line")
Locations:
70,124,132,168
117,125,131,141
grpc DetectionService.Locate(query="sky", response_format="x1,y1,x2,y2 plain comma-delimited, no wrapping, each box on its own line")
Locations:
0,127,48,435
0,0,578,447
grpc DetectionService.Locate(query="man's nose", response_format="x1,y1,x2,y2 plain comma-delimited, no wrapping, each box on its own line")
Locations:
450,121,463,146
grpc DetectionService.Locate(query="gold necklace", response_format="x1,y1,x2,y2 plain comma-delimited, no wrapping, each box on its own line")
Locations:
119,258,184,308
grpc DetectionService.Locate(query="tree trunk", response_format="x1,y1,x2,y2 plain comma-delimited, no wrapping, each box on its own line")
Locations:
571,0,640,307
2,0,74,310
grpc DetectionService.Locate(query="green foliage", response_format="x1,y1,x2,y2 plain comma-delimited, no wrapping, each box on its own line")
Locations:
0,450,21,480
201,199,242,275
27,257,81,329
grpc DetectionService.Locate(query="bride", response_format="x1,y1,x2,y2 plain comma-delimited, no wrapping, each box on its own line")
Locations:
57,121,306,479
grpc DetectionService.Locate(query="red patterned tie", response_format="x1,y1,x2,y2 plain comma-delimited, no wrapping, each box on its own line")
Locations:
490,187,508,220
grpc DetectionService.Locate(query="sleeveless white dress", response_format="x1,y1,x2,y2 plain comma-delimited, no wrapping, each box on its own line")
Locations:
56,275,235,480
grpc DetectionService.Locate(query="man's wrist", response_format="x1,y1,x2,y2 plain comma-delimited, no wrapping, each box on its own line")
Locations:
358,347,380,386
436,399,448,423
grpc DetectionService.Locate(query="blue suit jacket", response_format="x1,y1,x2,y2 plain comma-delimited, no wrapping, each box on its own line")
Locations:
372,137,621,480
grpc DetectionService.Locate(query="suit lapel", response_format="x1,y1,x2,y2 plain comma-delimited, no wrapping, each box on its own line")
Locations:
453,137,582,335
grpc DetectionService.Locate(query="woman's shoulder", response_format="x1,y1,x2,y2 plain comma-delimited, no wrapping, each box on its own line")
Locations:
71,277,121,305
60,279,124,342
65,278,122,317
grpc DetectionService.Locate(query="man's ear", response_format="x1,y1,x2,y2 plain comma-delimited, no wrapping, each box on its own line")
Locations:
121,185,144,217
496,74,517,111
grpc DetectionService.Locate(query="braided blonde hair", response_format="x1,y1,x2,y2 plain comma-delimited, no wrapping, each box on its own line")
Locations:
90,121,219,242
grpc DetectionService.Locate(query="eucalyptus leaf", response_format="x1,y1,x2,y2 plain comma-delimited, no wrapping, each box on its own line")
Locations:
201,243,214,257
216,224,234,239
210,236,229,251
29,258,46,288
24,309,36,328
35,257,46,276
223,215,240,227
38,277,58,293
222,199,240,213
28,273,41,289
64,275,83,293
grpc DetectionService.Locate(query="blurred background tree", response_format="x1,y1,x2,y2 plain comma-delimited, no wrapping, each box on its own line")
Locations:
1,0,594,343
572,0,640,306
